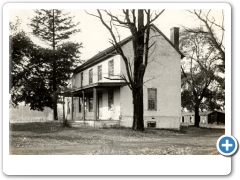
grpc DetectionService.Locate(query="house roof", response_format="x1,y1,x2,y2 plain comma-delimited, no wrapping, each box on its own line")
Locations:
151,24,184,58
73,24,185,74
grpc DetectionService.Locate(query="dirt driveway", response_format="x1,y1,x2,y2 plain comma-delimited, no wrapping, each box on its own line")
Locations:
9,122,224,155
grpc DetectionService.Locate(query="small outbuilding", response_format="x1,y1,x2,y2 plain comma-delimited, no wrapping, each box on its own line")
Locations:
181,110,225,124
207,111,225,124
181,112,195,124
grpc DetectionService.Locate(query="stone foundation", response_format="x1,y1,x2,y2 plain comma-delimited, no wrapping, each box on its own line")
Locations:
69,120,120,128
120,116,181,130
69,116,180,130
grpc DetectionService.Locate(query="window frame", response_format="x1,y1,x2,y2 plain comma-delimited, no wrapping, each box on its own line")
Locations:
80,72,83,87
148,88,157,111
89,69,93,84
108,59,114,77
98,65,102,81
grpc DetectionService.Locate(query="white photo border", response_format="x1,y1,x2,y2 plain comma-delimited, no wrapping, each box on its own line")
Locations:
3,2,231,175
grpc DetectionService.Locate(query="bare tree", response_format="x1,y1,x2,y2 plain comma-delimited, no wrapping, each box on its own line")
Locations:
86,9,164,131
184,9,225,66
180,29,223,127
181,9,225,127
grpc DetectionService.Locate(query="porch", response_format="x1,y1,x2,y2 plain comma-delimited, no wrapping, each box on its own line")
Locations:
64,82,127,123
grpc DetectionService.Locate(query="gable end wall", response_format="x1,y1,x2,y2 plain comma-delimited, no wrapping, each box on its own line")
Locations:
119,28,181,129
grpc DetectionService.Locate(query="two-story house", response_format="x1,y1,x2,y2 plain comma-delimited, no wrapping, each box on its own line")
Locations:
64,24,184,129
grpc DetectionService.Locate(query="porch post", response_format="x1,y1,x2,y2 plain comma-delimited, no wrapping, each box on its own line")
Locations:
71,96,74,120
93,88,98,120
82,91,85,120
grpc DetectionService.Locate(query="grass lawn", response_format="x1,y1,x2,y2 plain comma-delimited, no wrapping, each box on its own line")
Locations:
9,122,224,155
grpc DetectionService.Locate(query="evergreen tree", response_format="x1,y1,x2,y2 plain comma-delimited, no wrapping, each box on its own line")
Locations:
10,30,81,111
10,17,82,113
29,9,81,120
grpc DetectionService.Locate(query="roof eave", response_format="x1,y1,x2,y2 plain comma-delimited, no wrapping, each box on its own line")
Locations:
73,36,132,74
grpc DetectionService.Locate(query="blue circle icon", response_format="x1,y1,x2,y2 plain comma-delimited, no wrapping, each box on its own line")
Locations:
217,135,238,156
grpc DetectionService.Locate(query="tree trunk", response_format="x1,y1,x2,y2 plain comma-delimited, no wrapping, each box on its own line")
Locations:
194,105,200,127
131,10,145,131
52,9,58,120
53,68,58,120
62,96,65,121
132,87,144,131
52,55,58,120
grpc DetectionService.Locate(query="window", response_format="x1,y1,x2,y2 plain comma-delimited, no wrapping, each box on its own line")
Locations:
108,90,114,110
148,88,157,110
108,60,114,77
81,72,83,87
89,69,93,84
89,95,93,112
98,65,102,81
79,97,82,112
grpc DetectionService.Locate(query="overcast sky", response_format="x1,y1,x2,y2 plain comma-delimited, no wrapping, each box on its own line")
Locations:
10,9,224,60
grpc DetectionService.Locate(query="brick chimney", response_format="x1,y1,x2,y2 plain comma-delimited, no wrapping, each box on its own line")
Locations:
170,27,180,50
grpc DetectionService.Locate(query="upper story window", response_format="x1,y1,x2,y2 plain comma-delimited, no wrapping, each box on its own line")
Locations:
98,65,102,81
81,72,83,87
108,60,114,77
148,88,157,111
89,69,93,84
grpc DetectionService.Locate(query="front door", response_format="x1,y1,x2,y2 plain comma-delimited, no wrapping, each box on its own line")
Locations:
97,93,102,119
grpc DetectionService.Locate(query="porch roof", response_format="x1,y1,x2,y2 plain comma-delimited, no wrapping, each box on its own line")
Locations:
72,82,128,95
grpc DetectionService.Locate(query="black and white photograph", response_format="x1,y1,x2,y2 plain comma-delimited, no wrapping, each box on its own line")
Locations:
2,2,234,176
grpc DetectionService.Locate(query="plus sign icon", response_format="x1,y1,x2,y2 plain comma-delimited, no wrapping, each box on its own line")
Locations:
217,135,238,156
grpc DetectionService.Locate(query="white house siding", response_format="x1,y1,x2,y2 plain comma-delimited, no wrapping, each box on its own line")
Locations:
67,27,181,129
66,54,123,121
72,55,123,88
101,88,121,120
119,28,181,129
81,89,121,120
65,88,121,121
